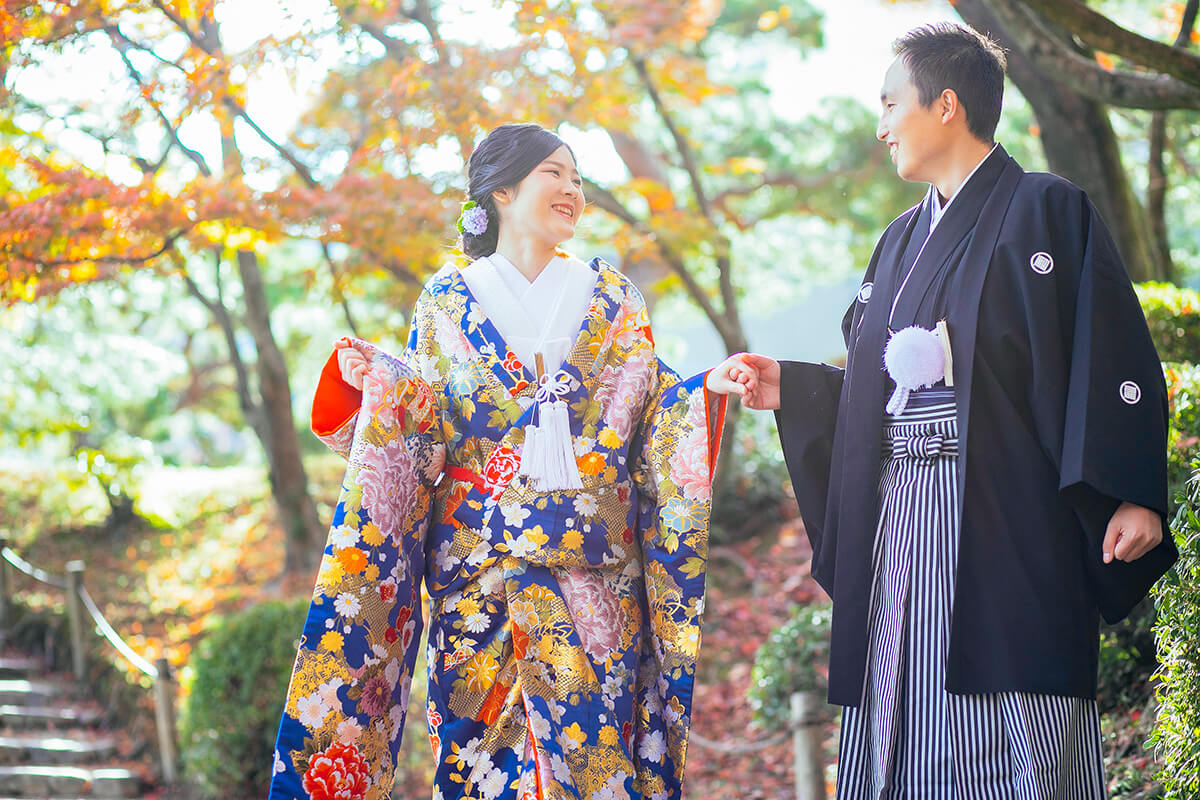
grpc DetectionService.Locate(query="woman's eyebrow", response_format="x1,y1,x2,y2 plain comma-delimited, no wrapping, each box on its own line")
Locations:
542,158,579,174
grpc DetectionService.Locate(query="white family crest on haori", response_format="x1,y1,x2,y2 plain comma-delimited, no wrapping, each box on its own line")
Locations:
884,325,947,415
859,282,874,303
1030,251,1054,274
1119,380,1142,405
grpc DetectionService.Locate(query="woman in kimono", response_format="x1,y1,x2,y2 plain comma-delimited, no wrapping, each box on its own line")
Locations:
268,123,727,800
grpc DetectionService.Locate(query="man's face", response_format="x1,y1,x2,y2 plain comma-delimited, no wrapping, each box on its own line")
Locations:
876,57,949,184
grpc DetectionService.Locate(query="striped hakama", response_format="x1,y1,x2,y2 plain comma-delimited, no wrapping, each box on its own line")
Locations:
836,389,1105,800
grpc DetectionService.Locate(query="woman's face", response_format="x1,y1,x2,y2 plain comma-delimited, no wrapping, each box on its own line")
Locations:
496,145,585,246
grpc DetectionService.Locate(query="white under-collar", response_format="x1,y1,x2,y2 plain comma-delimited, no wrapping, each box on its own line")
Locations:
459,252,597,378
928,143,1000,232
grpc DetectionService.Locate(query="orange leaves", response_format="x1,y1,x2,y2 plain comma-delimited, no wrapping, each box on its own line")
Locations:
0,149,290,302
1161,2,1200,44
269,169,459,279
591,0,720,52
629,177,676,213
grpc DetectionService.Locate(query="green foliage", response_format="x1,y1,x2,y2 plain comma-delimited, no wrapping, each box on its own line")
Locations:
1150,467,1200,799
1096,599,1158,714
747,603,831,729
1136,282,1200,364
712,409,792,543
1164,363,1200,510
180,598,308,798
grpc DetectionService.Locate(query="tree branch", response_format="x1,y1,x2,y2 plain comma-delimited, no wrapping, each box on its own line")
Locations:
106,28,212,177
632,56,714,219
321,242,362,338
104,25,186,72
222,97,319,188
583,179,733,342
150,0,208,52
711,152,888,211
983,0,1200,109
21,230,190,269
180,253,265,440
1019,0,1200,88
1146,0,1195,283
359,22,416,62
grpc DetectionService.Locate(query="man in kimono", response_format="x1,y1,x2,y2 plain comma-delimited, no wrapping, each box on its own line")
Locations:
708,22,1176,799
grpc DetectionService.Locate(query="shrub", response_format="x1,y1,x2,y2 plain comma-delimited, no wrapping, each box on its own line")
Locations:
747,603,832,730
1137,282,1200,364
1166,363,1200,511
180,598,308,798
1150,465,1200,799
712,409,795,543
1096,598,1158,714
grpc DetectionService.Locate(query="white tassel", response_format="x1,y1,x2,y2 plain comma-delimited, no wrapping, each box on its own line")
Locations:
885,385,911,415
517,371,583,492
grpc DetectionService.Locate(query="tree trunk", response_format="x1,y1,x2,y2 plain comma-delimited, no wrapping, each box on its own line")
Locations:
200,4,327,573
234,250,327,572
957,0,1169,281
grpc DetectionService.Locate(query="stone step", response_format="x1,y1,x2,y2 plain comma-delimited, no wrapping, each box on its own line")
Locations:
0,659,44,679
0,682,70,706
0,705,102,731
0,733,118,765
0,766,141,798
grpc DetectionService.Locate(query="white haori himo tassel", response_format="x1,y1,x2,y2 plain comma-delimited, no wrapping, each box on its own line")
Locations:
884,324,947,415
518,369,584,491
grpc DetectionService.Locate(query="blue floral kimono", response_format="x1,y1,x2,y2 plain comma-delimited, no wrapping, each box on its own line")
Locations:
269,259,726,800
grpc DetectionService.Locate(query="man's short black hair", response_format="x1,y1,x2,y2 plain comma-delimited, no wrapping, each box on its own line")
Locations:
893,23,1007,143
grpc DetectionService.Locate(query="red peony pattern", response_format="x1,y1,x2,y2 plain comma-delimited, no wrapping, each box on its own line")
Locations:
302,741,370,800
481,446,520,499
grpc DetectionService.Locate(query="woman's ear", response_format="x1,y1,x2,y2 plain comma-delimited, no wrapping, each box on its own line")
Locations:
492,187,511,206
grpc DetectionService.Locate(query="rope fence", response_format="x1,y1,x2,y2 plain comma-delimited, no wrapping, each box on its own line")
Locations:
0,537,178,782
2,547,68,589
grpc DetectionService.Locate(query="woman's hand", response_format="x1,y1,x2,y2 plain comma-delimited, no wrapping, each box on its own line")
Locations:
335,338,368,390
707,353,782,411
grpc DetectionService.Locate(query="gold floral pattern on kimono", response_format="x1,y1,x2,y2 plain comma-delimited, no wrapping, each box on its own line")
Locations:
269,258,726,800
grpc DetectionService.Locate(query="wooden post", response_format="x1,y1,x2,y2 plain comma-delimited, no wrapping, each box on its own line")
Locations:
0,534,10,629
791,691,827,800
154,657,179,783
65,561,87,681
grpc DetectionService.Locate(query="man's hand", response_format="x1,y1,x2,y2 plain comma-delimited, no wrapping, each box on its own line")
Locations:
335,338,368,390
707,353,782,411
1102,501,1163,563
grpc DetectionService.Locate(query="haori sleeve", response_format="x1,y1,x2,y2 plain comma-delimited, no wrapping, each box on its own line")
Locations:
774,361,844,576
630,360,726,796
1058,200,1177,622
268,347,445,800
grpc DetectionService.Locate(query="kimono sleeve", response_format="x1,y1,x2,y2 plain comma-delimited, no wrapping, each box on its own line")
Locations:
632,361,726,794
311,339,395,460
774,361,844,583
268,347,445,800
1058,201,1177,622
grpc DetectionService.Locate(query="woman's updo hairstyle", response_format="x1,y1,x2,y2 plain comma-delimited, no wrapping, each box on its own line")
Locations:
461,123,573,259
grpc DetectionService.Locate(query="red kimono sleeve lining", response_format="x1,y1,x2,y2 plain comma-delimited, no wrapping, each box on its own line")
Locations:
702,376,728,482
311,349,363,437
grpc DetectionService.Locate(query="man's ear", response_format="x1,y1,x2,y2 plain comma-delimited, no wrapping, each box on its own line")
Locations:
939,88,960,126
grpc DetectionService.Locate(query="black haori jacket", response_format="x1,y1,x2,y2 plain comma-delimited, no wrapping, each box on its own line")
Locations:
776,146,1177,707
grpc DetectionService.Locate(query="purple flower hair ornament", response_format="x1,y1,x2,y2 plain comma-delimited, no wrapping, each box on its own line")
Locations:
457,200,489,236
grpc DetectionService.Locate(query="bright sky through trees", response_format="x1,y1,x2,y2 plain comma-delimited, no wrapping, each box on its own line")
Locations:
8,0,956,190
